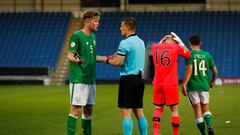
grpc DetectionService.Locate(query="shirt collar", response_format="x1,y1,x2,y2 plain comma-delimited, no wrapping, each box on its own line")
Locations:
126,34,137,38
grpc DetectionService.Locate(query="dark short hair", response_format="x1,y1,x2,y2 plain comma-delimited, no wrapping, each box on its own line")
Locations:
121,17,136,31
189,35,201,45
83,10,101,22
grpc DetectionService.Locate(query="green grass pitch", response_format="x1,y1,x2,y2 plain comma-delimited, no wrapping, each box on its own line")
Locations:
0,84,239,135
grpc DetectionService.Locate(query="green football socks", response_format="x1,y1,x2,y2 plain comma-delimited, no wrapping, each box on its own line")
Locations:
204,111,213,128
67,114,77,135
196,117,207,135
81,119,92,135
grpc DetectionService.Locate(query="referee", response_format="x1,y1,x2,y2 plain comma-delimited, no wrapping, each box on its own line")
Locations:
104,17,148,135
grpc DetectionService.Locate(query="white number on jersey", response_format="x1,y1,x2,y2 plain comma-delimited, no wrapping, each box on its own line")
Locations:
90,46,93,53
193,59,207,76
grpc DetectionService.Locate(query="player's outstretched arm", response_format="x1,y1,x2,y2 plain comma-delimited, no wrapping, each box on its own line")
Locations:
67,51,84,63
182,65,193,96
96,56,107,62
210,66,218,89
105,53,125,66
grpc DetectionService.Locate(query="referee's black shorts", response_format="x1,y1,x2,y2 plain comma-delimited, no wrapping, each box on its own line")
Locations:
118,73,145,108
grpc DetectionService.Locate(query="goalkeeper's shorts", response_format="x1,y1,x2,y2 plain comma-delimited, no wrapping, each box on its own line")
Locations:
153,85,179,106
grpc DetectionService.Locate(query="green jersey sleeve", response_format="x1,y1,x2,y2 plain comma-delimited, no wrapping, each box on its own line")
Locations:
186,55,193,65
68,34,79,52
209,54,216,68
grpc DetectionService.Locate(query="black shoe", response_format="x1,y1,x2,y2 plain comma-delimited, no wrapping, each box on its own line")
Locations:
208,127,214,135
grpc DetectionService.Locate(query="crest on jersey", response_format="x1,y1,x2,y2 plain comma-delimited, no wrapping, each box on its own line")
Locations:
70,42,75,47
93,40,96,46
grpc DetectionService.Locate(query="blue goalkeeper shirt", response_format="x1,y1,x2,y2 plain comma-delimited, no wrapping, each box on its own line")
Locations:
117,34,145,76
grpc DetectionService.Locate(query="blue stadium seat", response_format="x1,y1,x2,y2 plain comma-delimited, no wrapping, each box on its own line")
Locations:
95,11,240,80
0,12,71,69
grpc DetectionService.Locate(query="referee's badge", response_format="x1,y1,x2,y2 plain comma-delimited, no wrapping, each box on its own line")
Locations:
70,42,75,48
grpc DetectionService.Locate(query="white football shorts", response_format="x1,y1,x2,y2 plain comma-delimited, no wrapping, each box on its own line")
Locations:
188,91,209,105
69,83,96,106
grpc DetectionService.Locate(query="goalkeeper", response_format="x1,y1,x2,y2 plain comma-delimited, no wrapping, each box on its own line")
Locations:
151,32,191,135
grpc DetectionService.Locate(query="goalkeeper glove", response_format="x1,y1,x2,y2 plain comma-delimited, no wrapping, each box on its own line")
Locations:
170,32,185,47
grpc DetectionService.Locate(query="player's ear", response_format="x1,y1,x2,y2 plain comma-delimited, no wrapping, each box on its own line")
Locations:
126,25,130,31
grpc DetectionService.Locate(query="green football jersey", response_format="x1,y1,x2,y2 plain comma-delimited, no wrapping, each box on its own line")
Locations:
186,50,216,92
68,31,96,84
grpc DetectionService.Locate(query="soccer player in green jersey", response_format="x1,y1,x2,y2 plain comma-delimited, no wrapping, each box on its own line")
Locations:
182,35,218,135
67,10,105,135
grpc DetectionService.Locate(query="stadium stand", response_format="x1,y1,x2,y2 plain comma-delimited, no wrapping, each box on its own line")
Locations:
96,11,240,80
0,12,71,84
0,12,71,69
0,11,239,82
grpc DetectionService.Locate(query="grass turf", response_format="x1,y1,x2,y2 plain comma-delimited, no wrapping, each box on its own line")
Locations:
0,84,239,135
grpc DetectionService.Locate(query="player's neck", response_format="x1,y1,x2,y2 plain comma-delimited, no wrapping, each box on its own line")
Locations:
125,31,135,38
82,27,92,37
192,46,201,50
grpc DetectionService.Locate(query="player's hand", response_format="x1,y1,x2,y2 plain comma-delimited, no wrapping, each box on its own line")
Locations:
72,53,84,63
78,59,85,64
112,53,118,58
181,84,188,96
104,55,112,64
75,57,85,63
170,32,185,47
210,82,214,92
210,82,214,88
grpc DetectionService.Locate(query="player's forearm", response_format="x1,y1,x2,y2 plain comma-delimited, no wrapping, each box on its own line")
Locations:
182,65,192,85
105,53,124,66
67,52,83,63
211,67,218,84
182,74,190,85
96,56,106,62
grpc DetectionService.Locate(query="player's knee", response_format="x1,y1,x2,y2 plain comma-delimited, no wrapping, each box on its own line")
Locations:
134,109,144,118
170,105,179,115
171,110,179,116
71,109,81,117
121,109,131,118
83,106,93,116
